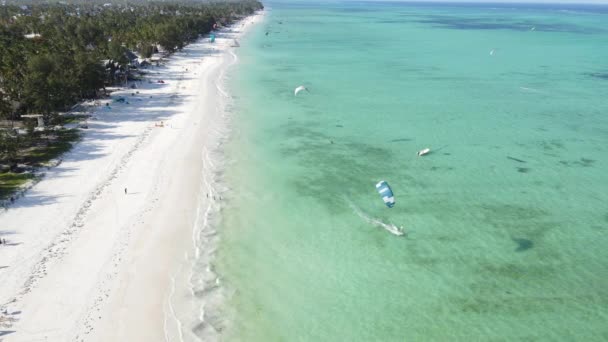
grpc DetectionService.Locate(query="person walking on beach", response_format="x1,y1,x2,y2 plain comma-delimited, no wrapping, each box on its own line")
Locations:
124,187,128,195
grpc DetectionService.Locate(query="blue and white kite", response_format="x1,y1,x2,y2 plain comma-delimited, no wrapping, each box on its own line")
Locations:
375,180,395,208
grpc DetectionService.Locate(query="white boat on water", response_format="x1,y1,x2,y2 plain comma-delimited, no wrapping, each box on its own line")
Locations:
417,148,430,156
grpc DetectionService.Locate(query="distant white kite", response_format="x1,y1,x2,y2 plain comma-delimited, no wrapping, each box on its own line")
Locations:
294,85,308,96
490,49,496,56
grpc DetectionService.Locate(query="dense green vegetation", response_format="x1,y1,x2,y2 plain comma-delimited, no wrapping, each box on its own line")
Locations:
0,0,262,119
0,0,262,199
0,128,79,199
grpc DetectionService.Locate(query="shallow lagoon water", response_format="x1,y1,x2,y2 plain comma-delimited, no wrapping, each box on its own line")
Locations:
213,2,608,340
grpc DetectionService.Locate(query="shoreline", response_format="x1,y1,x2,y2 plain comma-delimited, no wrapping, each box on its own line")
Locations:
0,12,263,341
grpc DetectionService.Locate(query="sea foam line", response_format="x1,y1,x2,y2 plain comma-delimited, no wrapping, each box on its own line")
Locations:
164,13,263,341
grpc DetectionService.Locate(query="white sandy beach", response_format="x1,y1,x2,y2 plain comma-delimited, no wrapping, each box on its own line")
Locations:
0,13,262,342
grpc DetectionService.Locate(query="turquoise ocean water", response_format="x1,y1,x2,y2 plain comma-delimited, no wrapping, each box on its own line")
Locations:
215,2,608,340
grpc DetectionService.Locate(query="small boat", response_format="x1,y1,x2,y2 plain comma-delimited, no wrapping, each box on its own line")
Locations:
417,148,430,156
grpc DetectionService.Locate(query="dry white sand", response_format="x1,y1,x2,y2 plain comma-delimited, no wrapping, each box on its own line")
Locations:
0,12,263,342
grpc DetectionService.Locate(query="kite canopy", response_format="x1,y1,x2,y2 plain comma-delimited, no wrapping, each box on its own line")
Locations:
375,180,395,208
294,85,308,96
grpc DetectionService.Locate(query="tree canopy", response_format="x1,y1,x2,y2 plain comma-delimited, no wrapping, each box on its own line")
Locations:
0,0,263,120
